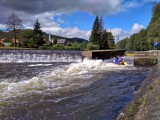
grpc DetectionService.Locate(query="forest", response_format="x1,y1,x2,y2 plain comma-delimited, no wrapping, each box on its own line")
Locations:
116,3,160,51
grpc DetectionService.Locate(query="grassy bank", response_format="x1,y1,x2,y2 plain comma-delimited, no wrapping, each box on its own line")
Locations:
0,46,37,50
125,51,135,57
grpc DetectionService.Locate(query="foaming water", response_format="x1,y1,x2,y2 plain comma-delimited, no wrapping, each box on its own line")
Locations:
0,50,81,63
0,59,135,101
0,50,151,120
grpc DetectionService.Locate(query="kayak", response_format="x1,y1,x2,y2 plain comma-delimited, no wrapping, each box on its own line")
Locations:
112,60,127,65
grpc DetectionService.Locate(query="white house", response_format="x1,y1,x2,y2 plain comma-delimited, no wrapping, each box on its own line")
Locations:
57,39,66,45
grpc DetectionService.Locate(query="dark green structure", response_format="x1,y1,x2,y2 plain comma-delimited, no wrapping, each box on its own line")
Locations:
82,50,126,59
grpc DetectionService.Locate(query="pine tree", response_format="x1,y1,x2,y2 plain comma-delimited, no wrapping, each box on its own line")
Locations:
107,32,115,49
99,16,104,30
99,16,105,49
89,15,100,46
33,19,44,47
101,30,109,49
89,16,115,50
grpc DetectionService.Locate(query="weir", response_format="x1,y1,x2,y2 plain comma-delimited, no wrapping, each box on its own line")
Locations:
82,50,126,59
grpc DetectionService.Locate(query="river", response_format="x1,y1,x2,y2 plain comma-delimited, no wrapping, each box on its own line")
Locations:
0,50,152,120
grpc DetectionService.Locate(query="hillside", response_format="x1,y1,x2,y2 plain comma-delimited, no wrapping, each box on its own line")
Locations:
116,3,160,51
0,29,88,44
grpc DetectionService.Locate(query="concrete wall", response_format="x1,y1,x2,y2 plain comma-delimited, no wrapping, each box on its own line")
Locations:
82,50,126,59
134,50,160,66
148,50,160,63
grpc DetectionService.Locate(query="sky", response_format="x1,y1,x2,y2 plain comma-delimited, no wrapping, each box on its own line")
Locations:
0,0,159,42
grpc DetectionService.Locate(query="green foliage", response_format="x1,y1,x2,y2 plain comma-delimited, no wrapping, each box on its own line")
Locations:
86,42,99,50
38,43,83,50
158,96,160,102
19,29,34,47
116,3,160,51
148,85,153,91
140,97,147,106
116,37,128,50
107,32,115,49
124,117,128,120
53,37,57,45
129,105,134,112
149,57,158,64
151,3,160,23
28,38,35,48
157,79,160,85
38,46,51,50
89,16,115,50
90,15,100,45
33,19,44,47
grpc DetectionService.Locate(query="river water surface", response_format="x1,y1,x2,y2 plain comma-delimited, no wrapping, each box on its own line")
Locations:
0,50,151,120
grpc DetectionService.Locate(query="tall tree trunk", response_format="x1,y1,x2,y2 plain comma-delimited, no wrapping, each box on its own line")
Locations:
14,29,16,47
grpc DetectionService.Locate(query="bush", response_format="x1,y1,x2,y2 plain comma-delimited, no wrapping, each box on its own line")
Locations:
64,46,80,50
86,42,99,50
53,44,64,50
38,46,53,50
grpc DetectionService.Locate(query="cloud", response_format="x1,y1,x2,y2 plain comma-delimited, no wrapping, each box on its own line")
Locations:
0,0,148,40
43,26,91,40
0,24,6,30
109,23,144,42
131,23,144,33
0,0,121,15
0,9,90,40
0,0,153,22
109,28,129,42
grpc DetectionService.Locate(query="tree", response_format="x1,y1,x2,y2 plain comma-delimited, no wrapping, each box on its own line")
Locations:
116,37,128,49
107,32,115,49
89,16,115,50
100,29,109,49
99,16,104,31
20,29,34,47
53,37,57,45
6,12,22,47
89,15,100,46
33,19,44,47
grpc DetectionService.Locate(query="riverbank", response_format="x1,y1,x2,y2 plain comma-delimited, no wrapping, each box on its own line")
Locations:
116,63,160,120
0,46,37,50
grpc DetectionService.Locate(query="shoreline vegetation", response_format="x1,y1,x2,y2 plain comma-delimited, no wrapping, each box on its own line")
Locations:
116,64,160,120
0,46,37,50
0,46,83,50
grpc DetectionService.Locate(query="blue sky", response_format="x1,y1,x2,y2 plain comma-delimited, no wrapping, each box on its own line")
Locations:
0,0,159,41
58,2,152,31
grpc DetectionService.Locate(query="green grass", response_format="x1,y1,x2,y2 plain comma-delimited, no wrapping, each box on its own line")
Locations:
0,46,36,50
157,96,160,102
129,105,135,112
125,53,135,57
148,85,154,91
157,79,160,85
124,117,129,120
140,97,147,107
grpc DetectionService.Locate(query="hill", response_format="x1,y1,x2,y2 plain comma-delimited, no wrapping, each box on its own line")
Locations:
116,2,160,51
43,32,88,43
0,29,88,44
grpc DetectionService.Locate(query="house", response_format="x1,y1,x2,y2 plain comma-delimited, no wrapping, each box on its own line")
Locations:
57,39,66,45
0,38,6,46
11,38,20,46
